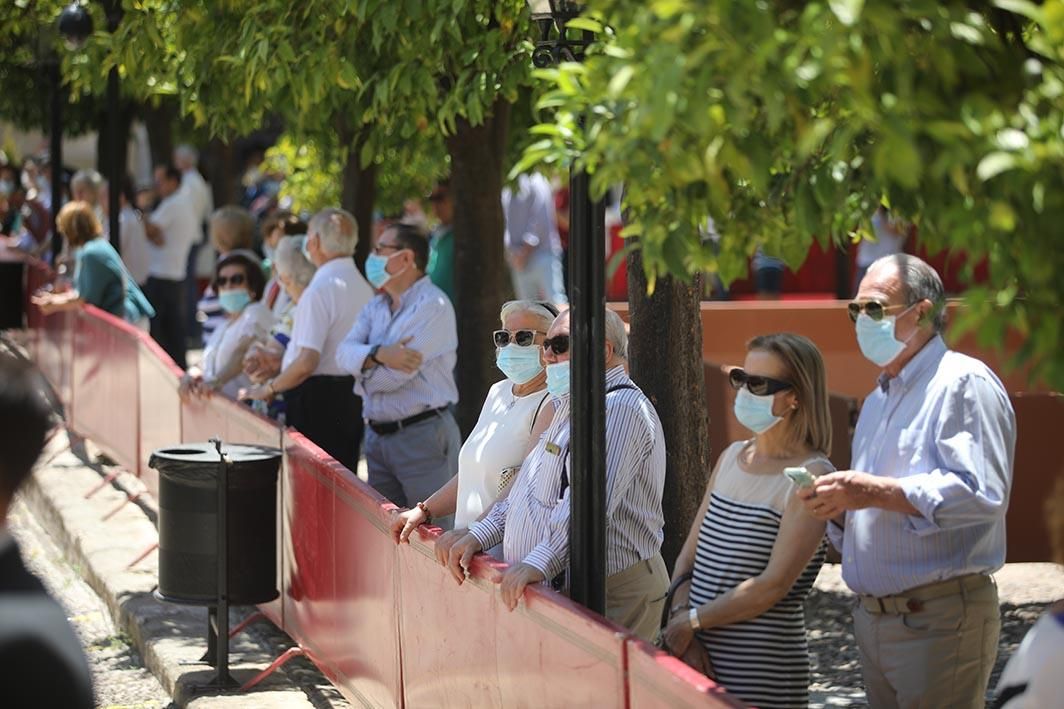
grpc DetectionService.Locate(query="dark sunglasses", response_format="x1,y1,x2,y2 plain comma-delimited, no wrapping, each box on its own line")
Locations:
493,329,543,347
542,334,570,355
215,273,246,288
728,368,792,396
847,300,908,323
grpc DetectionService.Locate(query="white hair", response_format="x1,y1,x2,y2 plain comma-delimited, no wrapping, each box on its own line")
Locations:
273,235,316,287
308,208,358,257
604,308,628,359
70,169,102,200
499,300,557,330
174,144,199,169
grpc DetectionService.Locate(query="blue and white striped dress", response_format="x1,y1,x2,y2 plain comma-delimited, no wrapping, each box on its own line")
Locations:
690,441,829,709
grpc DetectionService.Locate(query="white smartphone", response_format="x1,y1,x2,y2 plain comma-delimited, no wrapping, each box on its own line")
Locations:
783,466,816,488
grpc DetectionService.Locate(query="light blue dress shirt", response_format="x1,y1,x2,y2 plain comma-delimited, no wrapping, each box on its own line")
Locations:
336,276,458,422
830,335,1016,597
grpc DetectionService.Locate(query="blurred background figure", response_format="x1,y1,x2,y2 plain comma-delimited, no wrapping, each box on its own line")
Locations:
502,172,566,304
854,204,909,296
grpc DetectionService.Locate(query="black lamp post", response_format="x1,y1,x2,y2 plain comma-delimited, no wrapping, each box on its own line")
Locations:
526,0,607,616
58,1,122,255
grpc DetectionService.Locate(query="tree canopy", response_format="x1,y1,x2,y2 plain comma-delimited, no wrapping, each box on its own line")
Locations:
524,0,1064,389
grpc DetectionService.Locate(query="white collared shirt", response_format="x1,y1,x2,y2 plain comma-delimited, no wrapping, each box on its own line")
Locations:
283,257,373,376
147,190,200,280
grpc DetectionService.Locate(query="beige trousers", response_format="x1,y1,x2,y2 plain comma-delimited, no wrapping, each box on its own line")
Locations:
854,576,1000,709
605,553,669,642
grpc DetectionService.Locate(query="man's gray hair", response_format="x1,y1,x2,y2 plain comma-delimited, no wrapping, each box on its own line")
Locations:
872,253,947,333
499,300,557,331
604,308,628,360
70,169,102,200
273,235,316,287
174,144,199,168
308,208,358,257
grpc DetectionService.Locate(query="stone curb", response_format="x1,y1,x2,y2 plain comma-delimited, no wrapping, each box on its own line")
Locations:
21,429,342,709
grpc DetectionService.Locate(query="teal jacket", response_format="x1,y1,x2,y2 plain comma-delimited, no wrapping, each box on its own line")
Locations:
75,238,156,322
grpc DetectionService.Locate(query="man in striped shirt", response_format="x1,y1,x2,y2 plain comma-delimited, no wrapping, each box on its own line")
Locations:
336,223,461,523
452,308,668,641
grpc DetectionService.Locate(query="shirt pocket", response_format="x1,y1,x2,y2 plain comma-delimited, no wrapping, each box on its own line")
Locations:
895,426,928,471
531,441,568,506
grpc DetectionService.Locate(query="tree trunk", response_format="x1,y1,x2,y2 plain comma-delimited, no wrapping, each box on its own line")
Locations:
445,98,512,437
95,102,134,185
203,137,236,209
141,99,175,168
626,250,710,572
340,139,376,274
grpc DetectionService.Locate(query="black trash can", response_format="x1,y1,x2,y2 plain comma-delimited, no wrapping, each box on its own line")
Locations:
149,442,281,606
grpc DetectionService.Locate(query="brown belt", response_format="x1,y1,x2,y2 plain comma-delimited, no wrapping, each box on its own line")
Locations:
859,573,992,615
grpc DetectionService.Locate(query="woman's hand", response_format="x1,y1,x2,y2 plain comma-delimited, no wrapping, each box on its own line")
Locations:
662,613,696,657
434,528,469,567
240,381,273,401
178,374,201,403
390,506,428,544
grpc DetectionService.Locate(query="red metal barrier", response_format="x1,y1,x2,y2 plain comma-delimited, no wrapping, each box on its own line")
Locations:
627,638,746,708
283,431,403,707
71,306,142,473
137,336,183,497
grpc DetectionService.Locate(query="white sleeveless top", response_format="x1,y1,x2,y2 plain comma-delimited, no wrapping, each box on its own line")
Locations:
454,379,549,528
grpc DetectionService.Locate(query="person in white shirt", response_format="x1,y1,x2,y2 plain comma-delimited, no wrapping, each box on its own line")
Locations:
243,208,373,471
101,177,150,288
145,165,200,369
178,252,273,401
174,145,213,340
389,300,557,544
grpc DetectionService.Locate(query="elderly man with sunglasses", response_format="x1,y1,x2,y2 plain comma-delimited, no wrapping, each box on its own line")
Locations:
337,222,461,522
798,254,1016,709
447,308,669,641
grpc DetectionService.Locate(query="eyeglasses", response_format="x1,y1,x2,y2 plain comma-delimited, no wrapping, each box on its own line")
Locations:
493,329,544,348
542,334,570,355
215,273,246,288
847,300,908,323
373,242,403,255
728,368,792,396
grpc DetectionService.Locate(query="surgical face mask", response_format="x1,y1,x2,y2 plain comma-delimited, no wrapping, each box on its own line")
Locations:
855,310,911,367
496,344,543,385
218,288,252,314
365,251,408,289
0,179,13,196
545,361,571,398
301,235,315,263
733,388,783,434
263,243,275,263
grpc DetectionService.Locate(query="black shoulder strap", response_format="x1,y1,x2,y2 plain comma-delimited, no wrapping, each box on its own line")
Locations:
557,382,641,500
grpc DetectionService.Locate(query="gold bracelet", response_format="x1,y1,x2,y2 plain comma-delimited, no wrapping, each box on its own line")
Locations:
266,380,277,398
415,501,433,523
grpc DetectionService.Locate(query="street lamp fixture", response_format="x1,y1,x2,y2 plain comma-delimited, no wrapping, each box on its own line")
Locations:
526,1,593,68
58,3,93,49
524,0,608,618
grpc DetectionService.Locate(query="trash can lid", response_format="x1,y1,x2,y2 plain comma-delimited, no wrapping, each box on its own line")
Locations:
149,442,281,466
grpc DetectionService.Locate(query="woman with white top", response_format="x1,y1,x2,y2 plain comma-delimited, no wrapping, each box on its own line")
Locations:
179,252,274,401
389,300,558,543
661,332,832,709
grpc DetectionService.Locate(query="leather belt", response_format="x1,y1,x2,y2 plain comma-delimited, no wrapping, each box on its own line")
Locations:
368,406,446,436
859,573,991,615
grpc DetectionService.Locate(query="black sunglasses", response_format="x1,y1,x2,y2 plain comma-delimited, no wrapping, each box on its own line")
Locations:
728,368,792,396
542,334,570,355
215,273,246,288
847,300,908,323
493,329,543,347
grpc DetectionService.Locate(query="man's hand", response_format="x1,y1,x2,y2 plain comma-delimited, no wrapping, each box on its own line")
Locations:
798,470,914,519
434,528,469,567
390,506,429,544
661,612,696,656
243,342,282,382
374,337,423,373
445,534,483,585
240,381,273,401
499,563,546,611
145,222,164,246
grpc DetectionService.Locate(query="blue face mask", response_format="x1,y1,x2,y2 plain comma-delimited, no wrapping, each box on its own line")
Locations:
733,388,783,434
545,361,571,398
366,251,408,289
300,235,314,263
263,243,275,263
855,311,910,367
218,289,252,314
496,344,544,385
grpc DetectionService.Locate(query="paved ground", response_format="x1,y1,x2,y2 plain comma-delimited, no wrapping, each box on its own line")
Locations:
807,562,1064,708
8,498,174,709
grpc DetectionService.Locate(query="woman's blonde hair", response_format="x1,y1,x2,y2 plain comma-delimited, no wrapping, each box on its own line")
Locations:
748,332,832,456
57,201,102,247
209,206,254,253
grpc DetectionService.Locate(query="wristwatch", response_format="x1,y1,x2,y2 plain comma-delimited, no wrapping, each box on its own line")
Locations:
688,607,701,631
368,344,382,365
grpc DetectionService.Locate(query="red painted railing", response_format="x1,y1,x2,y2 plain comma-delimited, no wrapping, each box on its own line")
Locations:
24,303,740,708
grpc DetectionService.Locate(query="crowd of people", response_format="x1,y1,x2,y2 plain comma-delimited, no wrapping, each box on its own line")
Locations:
5,144,1055,708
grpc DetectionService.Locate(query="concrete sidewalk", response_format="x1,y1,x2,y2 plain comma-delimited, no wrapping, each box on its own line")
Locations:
21,427,349,709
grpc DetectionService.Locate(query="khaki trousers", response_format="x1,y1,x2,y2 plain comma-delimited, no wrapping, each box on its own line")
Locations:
854,575,1000,709
605,554,669,642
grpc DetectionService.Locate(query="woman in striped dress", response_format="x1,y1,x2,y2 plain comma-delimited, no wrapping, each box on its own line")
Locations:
662,333,833,708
